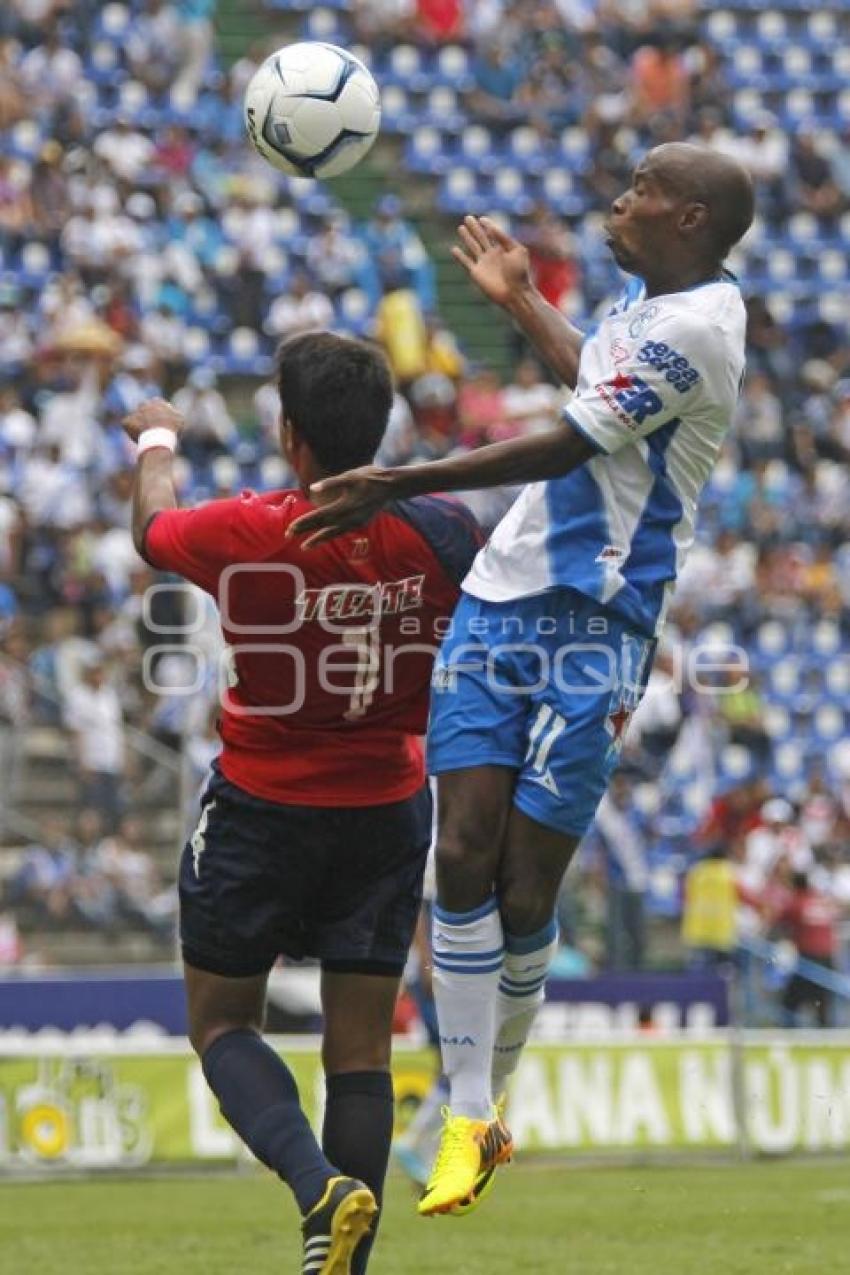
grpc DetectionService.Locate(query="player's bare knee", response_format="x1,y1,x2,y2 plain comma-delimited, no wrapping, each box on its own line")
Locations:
500,882,555,938
189,1018,262,1059
435,830,494,904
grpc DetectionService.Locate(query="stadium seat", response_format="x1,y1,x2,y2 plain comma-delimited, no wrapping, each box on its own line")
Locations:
807,12,837,43
763,704,791,740
769,658,801,700
439,168,487,215
384,44,430,93
720,745,755,780
425,87,466,130
379,86,414,132
7,120,42,160
772,742,805,781
435,45,473,90
302,8,346,40
459,125,495,167
406,127,448,175
541,169,583,216
813,704,845,742
705,12,737,42
492,168,534,216
505,127,548,174
558,127,590,170
96,2,131,40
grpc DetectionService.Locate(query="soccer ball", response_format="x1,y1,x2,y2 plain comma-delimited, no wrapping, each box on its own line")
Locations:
244,42,381,180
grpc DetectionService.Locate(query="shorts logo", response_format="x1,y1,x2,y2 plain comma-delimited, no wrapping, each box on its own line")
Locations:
440,1034,475,1047
596,544,626,565
596,373,663,428
190,800,214,878
628,304,660,338
525,705,566,796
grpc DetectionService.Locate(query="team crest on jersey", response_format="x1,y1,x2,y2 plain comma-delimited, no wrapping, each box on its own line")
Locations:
627,304,660,338
609,338,632,365
596,373,663,428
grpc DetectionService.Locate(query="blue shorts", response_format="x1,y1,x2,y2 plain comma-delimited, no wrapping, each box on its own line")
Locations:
180,767,432,978
427,590,655,838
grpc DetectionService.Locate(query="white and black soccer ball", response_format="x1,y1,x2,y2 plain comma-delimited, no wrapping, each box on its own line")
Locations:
244,42,381,180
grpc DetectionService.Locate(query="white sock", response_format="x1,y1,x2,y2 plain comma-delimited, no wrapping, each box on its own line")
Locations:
492,919,559,1099
432,897,504,1120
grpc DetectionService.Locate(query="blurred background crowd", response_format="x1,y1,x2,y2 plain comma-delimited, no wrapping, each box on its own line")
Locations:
0,0,848,1023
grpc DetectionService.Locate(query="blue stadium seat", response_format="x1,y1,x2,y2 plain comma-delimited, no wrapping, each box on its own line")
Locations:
302,7,348,41
381,45,431,94
379,86,416,133
434,45,473,91
438,169,488,216
540,170,584,217
491,168,535,216
405,126,449,175
422,87,467,132
504,127,549,175
458,124,497,171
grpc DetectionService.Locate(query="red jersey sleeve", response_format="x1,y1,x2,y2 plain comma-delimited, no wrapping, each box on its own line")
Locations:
143,501,238,592
143,492,298,592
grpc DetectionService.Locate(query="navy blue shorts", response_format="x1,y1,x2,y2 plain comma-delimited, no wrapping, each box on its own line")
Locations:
180,768,432,979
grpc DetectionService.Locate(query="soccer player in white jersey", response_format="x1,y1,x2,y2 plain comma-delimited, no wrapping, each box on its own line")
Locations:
292,143,755,1216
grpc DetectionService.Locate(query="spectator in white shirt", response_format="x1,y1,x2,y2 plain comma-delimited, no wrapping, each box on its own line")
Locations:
501,358,561,437
173,367,236,464
64,656,126,830
265,270,334,340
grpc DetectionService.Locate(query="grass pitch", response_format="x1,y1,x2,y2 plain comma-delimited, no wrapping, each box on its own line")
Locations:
1,1160,846,1274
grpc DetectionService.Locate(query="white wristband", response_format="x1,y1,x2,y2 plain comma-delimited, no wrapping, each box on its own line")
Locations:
137,427,177,456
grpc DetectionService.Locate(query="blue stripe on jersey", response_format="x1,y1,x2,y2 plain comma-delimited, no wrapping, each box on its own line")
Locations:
543,466,609,606
387,495,484,587
619,417,684,632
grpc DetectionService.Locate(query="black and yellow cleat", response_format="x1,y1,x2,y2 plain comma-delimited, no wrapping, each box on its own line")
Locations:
418,1106,513,1218
301,1176,378,1275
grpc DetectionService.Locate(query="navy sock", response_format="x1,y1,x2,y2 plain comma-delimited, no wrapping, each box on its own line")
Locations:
202,1029,335,1215
322,1071,394,1275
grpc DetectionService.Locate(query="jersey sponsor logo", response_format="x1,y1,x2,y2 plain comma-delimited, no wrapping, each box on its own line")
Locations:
596,372,663,428
295,574,426,623
636,340,700,394
627,303,660,338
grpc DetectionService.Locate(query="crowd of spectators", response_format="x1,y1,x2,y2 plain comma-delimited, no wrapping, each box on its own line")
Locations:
0,0,848,1008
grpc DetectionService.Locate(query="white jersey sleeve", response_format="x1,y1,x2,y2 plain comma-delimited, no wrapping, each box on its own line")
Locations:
564,312,726,456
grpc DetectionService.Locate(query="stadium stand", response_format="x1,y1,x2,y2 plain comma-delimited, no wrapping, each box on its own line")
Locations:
0,0,848,1000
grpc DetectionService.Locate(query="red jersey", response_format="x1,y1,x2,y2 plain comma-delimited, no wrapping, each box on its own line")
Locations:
144,490,482,806
774,890,838,960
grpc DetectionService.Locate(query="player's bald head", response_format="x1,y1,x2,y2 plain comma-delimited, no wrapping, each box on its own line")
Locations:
642,142,755,257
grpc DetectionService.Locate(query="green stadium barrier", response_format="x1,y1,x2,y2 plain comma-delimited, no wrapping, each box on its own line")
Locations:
0,1034,848,1172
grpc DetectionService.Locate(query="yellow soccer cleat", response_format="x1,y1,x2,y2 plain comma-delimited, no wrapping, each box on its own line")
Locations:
417,1107,513,1218
450,1098,511,1217
301,1175,378,1275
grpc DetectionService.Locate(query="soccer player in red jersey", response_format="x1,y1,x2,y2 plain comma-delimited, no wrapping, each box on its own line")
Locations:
123,333,482,1275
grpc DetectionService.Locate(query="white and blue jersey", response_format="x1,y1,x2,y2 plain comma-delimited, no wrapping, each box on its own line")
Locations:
463,275,747,637
427,275,746,837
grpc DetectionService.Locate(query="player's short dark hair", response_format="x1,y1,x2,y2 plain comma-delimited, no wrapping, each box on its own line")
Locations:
277,332,393,473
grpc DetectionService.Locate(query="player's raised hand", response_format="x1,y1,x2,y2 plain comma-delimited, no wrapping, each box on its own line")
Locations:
287,465,397,547
123,398,185,443
452,215,533,307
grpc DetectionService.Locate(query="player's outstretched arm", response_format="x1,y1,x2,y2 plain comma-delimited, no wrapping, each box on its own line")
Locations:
123,399,184,554
453,216,584,390
288,421,597,547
